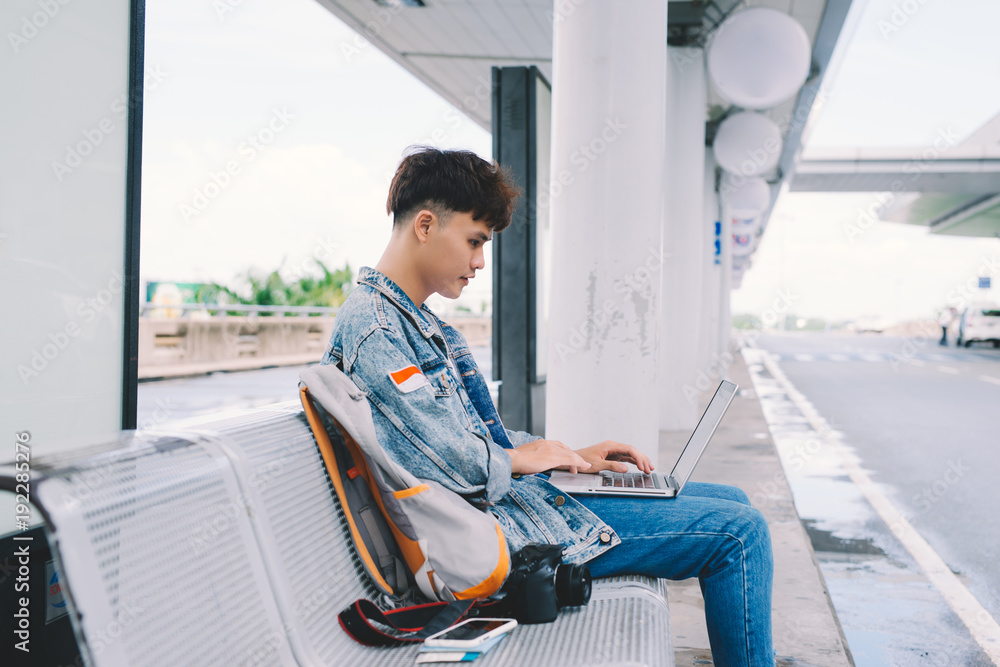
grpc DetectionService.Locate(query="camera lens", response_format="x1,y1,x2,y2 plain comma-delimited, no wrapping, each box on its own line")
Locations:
554,563,592,607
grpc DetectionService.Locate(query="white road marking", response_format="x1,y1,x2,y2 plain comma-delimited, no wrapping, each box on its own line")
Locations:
758,353,1000,665
860,354,884,362
981,376,1000,387
908,359,926,367
938,366,960,375
793,354,814,362
828,354,849,362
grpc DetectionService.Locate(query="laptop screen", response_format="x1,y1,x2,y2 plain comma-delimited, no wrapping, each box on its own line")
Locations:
668,381,738,489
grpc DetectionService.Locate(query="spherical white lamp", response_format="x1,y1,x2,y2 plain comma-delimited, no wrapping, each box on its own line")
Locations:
713,112,782,177
726,176,771,217
708,7,811,110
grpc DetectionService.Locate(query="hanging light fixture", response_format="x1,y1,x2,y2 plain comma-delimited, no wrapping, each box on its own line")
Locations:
707,7,811,110
713,112,782,176
726,176,772,216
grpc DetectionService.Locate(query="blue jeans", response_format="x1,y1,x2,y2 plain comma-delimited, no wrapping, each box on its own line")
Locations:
577,482,774,667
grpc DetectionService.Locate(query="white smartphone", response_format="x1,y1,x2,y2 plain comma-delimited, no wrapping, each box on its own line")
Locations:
423,618,517,648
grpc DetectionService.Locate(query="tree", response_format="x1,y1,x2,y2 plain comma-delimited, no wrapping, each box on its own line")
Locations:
196,261,353,315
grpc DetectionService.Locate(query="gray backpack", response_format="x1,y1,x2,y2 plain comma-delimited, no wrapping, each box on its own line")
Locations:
298,364,511,603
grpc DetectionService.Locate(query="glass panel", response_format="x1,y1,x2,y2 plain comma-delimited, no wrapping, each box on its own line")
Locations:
534,74,552,382
0,1,134,454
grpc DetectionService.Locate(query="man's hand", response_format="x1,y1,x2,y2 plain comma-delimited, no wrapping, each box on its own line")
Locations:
508,439,592,475
570,440,654,475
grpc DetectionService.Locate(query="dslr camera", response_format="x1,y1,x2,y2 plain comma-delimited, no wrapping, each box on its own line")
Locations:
502,544,592,624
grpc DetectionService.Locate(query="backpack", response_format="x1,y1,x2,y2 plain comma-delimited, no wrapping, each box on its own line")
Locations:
298,364,511,604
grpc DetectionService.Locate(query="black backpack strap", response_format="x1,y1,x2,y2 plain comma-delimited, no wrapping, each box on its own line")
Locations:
338,598,479,647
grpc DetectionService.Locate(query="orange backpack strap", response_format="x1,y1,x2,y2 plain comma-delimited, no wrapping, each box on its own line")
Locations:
300,385,404,596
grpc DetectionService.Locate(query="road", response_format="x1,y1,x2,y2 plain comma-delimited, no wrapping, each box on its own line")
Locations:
752,331,1000,666
136,346,495,427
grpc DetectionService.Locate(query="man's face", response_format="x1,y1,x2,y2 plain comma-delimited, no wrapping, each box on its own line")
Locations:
422,211,492,300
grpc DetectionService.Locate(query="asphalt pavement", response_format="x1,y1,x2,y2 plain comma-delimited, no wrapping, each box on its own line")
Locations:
750,330,1000,666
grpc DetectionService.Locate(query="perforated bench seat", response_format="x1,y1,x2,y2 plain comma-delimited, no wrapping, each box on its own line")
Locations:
14,404,674,666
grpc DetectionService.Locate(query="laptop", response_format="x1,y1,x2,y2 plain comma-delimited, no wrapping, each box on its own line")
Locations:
546,380,738,498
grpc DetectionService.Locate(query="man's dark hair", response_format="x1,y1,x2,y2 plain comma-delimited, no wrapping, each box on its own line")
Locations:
386,147,521,232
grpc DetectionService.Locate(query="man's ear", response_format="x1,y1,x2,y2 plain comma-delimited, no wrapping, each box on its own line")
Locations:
412,209,435,244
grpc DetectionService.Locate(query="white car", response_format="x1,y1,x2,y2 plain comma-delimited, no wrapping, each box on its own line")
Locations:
850,316,893,334
957,303,1000,348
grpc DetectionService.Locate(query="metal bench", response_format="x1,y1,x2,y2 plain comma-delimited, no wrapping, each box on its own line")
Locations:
4,403,673,666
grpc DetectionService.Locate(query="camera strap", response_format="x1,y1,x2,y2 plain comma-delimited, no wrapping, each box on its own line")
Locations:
339,598,505,647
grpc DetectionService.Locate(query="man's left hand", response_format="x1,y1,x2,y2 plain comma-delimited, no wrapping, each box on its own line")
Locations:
569,441,654,475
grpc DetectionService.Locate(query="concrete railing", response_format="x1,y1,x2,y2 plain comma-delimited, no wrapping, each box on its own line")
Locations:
138,316,491,379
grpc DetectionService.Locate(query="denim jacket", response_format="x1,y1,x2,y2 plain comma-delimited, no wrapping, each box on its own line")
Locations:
321,267,620,564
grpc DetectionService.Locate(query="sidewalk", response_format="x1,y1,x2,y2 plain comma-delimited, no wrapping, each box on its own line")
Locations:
661,348,853,666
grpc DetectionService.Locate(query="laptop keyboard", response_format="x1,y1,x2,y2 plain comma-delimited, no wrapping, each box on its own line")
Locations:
600,471,657,489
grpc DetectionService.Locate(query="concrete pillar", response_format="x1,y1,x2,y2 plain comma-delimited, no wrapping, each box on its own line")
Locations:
700,150,722,373
545,0,667,465
659,46,707,431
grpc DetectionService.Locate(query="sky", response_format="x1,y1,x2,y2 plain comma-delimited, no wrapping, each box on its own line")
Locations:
731,0,1000,321
141,0,1000,321
140,0,493,314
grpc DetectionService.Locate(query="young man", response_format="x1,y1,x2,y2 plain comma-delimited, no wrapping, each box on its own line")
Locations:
321,147,774,666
